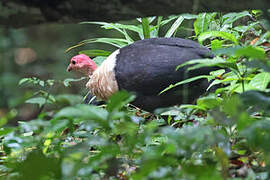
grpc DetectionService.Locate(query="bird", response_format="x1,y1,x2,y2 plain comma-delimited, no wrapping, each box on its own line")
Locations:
66,37,215,112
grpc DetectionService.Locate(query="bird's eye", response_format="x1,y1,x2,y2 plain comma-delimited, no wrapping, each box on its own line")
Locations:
72,60,76,65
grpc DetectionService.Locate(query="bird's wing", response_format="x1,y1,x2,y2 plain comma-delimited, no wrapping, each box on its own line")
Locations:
114,38,214,96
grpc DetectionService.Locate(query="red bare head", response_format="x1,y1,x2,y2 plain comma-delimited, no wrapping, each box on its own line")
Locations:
66,54,97,76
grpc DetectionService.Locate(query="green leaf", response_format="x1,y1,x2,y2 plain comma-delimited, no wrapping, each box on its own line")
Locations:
197,94,221,110
0,128,14,136
249,72,270,90
63,77,86,87
198,31,238,45
0,117,8,127
26,97,47,107
235,46,265,60
142,18,151,39
223,11,251,25
106,91,135,112
253,31,270,46
211,39,223,50
165,16,184,37
80,22,135,43
39,80,44,87
241,91,270,112
66,38,129,52
55,94,83,106
234,22,259,34
155,16,163,36
17,150,61,180
213,46,266,60
160,75,211,94
18,78,30,85
54,104,109,128
241,119,270,152
79,49,112,57
50,119,70,133
81,22,142,34
181,13,198,19
194,13,216,37
176,57,238,72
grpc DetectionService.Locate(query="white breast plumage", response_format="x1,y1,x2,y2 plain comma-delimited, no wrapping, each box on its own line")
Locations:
86,49,120,100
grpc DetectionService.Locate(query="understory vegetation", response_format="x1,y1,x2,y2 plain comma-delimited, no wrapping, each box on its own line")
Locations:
1,11,270,179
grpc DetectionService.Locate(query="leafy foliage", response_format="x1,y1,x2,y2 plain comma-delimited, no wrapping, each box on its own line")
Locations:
1,11,270,180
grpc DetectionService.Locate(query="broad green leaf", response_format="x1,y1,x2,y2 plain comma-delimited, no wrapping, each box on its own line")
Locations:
106,91,135,112
241,119,270,152
223,11,251,25
16,150,61,180
54,105,108,128
198,31,238,45
50,119,70,133
235,46,265,60
26,97,47,107
55,94,83,106
197,94,221,110
213,46,266,60
79,49,112,57
249,72,270,90
209,69,226,77
241,90,270,114
211,39,223,50
237,111,256,131
0,128,14,136
165,16,184,37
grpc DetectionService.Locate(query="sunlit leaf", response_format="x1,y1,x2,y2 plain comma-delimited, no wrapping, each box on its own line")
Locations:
223,11,251,25
142,18,151,39
194,13,216,37
211,39,223,50
79,49,111,57
18,78,30,86
249,72,270,90
165,16,184,37
235,46,265,60
198,31,238,45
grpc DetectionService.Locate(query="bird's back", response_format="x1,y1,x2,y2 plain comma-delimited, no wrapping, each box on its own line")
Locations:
115,38,215,111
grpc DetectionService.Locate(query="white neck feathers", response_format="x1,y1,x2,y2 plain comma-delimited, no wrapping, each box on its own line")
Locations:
86,49,120,100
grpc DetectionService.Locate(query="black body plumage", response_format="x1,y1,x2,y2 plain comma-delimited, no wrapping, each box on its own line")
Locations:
114,38,215,111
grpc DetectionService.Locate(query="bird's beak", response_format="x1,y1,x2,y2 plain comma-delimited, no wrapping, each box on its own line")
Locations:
66,65,72,72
